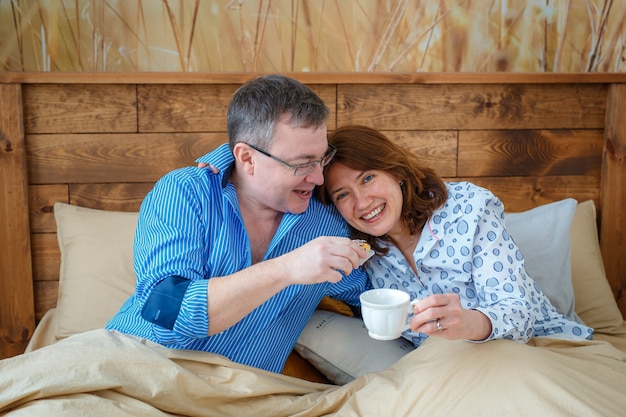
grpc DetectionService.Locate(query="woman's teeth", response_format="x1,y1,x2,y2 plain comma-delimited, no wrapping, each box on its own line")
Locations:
363,204,384,220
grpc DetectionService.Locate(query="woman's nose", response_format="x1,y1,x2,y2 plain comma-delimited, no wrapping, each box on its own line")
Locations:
353,189,371,209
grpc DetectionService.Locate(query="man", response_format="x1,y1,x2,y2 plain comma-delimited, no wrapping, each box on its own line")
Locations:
106,74,368,373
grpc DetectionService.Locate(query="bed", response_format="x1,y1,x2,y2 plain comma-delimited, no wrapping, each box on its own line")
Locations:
0,72,625,416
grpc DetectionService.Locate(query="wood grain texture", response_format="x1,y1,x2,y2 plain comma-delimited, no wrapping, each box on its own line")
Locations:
600,84,626,312
459,176,600,213
31,233,60,282
0,84,35,358
23,84,137,134
138,84,337,132
459,130,603,177
3,72,626,85
338,84,607,130
69,183,154,211
29,184,68,233
383,130,457,177
138,84,237,132
310,85,338,131
27,133,227,184
33,281,58,323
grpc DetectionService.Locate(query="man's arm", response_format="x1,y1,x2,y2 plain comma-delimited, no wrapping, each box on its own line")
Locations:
205,236,364,334
138,169,367,337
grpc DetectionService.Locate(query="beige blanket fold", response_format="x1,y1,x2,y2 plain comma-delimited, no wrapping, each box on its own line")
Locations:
1,329,626,417
1,330,338,417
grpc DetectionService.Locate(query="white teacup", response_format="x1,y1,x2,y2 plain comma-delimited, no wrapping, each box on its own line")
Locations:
360,288,419,340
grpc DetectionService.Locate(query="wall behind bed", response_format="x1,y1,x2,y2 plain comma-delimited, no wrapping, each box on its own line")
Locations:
1,72,625,360
2,1,625,73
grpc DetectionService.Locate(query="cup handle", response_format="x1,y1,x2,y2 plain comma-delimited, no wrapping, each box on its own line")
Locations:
403,299,420,331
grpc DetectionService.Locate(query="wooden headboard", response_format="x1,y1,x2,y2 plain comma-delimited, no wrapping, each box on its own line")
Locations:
1,72,624,359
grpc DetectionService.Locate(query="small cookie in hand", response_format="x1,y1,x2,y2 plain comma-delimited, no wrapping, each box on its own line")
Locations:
356,240,371,251
355,240,375,266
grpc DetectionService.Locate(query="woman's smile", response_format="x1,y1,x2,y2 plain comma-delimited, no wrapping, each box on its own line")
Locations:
361,203,385,221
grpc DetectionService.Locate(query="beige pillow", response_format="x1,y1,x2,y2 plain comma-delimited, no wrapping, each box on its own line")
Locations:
54,202,138,338
570,200,626,336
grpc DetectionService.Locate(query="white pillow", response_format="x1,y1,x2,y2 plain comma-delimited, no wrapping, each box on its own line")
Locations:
505,198,582,323
295,310,415,385
54,202,138,338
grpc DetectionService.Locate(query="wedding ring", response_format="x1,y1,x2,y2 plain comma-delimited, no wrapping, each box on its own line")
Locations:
436,319,442,332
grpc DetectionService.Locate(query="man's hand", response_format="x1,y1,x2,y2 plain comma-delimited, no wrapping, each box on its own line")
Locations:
273,236,369,285
207,236,369,335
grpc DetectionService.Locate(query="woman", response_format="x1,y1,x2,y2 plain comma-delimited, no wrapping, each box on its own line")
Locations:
316,125,593,347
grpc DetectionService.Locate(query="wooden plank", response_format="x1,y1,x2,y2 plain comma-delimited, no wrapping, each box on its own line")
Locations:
450,176,600,213
29,184,68,233
22,84,137,134
138,84,236,132
138,84,336,133
337,84,606,131
27,133,226,184
600,84,626,317
384,130,457,177
34,280,58,323
458,130,603,177
31,233,60,282
70,183,153,212
310,85,337,131
0,84,35,359
3,72,626,85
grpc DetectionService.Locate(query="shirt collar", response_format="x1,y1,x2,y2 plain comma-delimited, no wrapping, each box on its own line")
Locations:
195,143,235,188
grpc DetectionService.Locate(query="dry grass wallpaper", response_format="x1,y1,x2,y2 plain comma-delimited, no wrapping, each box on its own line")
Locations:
1,0,624,72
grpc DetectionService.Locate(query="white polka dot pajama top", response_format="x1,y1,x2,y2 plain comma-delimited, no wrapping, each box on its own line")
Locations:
365,182,593,348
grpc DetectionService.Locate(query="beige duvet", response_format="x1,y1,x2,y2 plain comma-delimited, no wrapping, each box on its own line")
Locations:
1,327,625,417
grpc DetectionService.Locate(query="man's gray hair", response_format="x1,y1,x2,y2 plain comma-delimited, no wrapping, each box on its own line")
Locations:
227,74,330,150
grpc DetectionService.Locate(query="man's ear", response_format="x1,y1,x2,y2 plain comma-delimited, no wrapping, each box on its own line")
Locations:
232,143,255,174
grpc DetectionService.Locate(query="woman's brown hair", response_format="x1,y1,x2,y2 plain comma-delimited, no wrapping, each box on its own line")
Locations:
316,125,447,254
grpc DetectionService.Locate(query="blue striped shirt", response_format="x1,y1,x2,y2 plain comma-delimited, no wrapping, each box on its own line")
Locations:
106,143,367,372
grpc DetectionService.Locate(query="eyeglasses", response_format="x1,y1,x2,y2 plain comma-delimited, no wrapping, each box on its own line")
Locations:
246,143,337,176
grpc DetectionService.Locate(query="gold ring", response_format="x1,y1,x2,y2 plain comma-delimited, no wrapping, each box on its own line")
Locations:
436,319,442,332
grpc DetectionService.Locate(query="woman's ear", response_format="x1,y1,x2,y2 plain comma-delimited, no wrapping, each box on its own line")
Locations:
232,143,256,175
